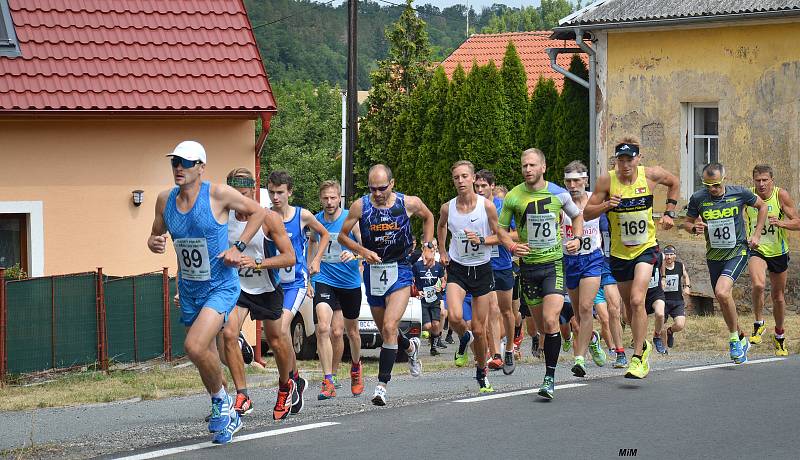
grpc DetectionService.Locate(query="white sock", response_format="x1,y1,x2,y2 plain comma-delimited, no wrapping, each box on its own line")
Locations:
212,387,227,400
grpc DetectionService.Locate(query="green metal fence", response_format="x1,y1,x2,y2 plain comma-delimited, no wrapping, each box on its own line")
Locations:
0,268,187,379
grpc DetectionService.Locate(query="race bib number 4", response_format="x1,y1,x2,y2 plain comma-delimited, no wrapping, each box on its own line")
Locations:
619,211,649,246
323,232,343,263
707,217,736,249
664,274,679,292
526,214,557,249
423,286,437,303
174,238,211,281
369,262,399,296
455,231,488,262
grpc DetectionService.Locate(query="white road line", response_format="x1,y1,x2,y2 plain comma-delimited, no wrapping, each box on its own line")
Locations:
677,357,786,373
455,383,587,403
115,422,339,460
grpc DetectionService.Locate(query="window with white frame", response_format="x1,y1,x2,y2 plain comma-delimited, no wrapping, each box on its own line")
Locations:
0,0,20,57
685,104,719,194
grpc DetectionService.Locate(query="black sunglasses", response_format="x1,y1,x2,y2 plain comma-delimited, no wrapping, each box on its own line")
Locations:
170,157,201,169
369,184,391,192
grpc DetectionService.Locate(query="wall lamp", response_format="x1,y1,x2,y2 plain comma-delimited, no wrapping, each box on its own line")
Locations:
132,190,144,207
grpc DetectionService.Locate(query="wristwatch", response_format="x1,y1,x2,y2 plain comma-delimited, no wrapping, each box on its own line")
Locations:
233,240,246,252
422,241,435,250
479,236,485,245
255,257,263,270
663,210,676,219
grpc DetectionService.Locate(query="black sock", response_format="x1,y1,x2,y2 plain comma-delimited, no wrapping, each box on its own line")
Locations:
378,345,398,384
514,325,522,338
430,333,439,348
236,388,248,397
443,318,450,330
544,332,561,378
397,331,411,351
458,331,472,355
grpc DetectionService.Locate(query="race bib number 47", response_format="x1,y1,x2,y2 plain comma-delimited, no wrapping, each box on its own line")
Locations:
174,238,211,281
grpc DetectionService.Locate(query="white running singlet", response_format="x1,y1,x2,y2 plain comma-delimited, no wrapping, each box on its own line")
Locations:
228,210,276,295
561,192,602,256
447,195,492,267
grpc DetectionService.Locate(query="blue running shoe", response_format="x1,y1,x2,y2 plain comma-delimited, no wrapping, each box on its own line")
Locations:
208,394,232,433
735,338,750,364
729,340,744,363
537,376,555,400
613,352,628,369
212,411,242,444
653,337,667,354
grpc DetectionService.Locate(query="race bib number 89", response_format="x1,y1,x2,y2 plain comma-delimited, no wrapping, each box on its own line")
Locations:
174,238,211,281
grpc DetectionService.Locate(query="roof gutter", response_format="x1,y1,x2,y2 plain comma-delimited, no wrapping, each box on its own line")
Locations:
546,27,598,187
552,9,800,39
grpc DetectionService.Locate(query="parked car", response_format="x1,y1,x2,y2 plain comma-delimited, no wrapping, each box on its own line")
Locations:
262,284,422,361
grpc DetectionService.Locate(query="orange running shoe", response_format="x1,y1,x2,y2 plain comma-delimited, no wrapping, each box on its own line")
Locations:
273,379,295,420
233,392,253,415
318,379,336,400
487,355,503,370
513,331,524,349
351,361,364,396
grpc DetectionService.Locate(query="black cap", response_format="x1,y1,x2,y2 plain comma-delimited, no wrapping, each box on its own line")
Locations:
614,143,640,157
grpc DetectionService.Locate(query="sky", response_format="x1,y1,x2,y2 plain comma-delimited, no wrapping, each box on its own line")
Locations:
333,0,546,12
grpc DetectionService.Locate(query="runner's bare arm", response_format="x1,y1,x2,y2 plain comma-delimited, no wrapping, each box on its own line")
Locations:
214,184,268,265
583,174,613,221
406,195,436,266
436,202,450,265
147,190,171,253
645,166,680,230
485,200,514,249
749,196,768,248
775,189,800,231
254,210,295,270
682,264,692,295
338,198,379,262
302,208,329,276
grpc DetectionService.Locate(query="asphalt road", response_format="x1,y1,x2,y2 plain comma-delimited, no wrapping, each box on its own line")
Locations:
106,354,799,460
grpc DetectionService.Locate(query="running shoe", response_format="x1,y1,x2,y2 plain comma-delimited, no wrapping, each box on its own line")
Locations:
436,337,448,349
318,379,336,400
351,361,364,396
607,348,616,360
667,327,675,348
562,333,573,353
409,337,422,377
332,375,341,389
430,346,440,356
513,330,524,349
273,380,296,420
421,330,430,340
487,355,503,370
372,384,387,406
641,340,652,376
613,352,628,369
212,411,242,445
571,355,586,377
502,350,515,375
733,338,750,364
233,393,253,416
537,376,555,400
730,339,744,363
477,368,494,393
445,331,455,344
773,335,788,356
653,336,667,354
239,332,254,365
454,331,474,367
589,331,608,366
624,356,646,379
290,376,306,414
750,322,766,344
208,393,232,433
531,335,541,358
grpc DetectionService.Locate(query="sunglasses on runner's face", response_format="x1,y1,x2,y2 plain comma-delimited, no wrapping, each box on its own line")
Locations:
170,157,201,169
369,184,391,192
702,179,724,189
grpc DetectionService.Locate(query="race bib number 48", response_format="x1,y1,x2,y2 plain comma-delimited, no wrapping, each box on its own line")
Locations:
369,262,399,296
708,217,736,249
174,238,211,281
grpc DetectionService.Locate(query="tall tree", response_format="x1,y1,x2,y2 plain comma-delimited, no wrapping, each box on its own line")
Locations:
439,63,468,182
355,0,433,194
500,41,529,153
526,77,559,181
416,67,451,210
553,54,590,182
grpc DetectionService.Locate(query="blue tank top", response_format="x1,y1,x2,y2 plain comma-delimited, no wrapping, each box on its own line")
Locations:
313,210,361,289
491,197,513,270
163,181,238,299
265,206,308,290
359,193,413,264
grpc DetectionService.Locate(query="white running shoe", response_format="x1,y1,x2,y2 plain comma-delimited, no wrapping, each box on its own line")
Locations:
408,337,422,377
372,384,387,406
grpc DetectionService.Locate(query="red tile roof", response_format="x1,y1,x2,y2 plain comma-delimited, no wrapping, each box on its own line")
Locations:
0,0,275,113
441,31,584,92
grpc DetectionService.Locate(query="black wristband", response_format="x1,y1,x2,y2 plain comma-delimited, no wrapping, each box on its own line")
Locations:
666,198,678,206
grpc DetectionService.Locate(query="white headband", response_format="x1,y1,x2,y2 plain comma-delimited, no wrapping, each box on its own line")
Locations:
564,172,588,180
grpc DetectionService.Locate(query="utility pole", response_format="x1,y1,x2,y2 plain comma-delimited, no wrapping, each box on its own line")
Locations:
346,0,358,203
466,0,470,37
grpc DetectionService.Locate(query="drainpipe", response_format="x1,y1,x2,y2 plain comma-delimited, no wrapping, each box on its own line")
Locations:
547,27,598,187
253,111,272,367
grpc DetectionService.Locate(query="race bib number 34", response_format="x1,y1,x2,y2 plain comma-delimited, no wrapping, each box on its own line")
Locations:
369,262,399,296
526,214,557,249
174,238,211,281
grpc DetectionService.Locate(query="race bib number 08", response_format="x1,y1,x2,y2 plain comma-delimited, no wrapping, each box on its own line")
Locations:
174,238,211,281
526,214,557,249
369,262,399,296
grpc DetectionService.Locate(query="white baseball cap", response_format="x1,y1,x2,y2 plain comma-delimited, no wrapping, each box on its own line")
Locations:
166,140,206,163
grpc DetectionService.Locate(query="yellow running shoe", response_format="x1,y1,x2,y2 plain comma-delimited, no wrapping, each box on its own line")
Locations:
750,322,766,344
624,357,646,379
773,335,789,356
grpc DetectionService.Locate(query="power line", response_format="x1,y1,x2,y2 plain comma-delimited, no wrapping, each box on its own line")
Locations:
252,0,338,30
372,0,454,20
